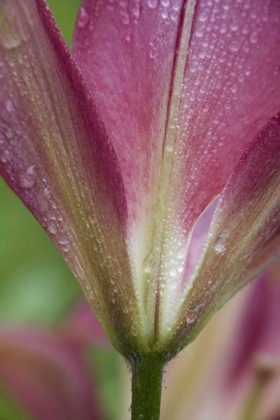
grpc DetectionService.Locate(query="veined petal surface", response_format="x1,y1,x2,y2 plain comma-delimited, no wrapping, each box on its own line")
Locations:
167,113,280,356
0,0,142,355
73,0,280,336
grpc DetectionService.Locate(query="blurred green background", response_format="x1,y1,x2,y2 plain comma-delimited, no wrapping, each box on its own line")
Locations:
0,1,124,419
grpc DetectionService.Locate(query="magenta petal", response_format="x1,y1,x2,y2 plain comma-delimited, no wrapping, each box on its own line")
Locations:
72,0,280,235
229,264,280,384
73,0,184,227
168,112,280,354
0,327,102,420
72,1,280,328
0,0,141,353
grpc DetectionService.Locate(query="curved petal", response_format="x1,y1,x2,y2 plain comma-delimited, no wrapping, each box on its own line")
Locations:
72,0,280,333
0,327,102,420
72,0,191,288
0,0,143,355
229,263,280,383
166,112,280,355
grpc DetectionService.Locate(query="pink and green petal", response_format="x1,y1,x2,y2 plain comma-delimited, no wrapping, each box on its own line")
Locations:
224,265,280,420
72,0,280,333
72,0,190,307
158,0,280,328
0,327,102,420
229,263,280,383
0,0,143,355
165,112,280,355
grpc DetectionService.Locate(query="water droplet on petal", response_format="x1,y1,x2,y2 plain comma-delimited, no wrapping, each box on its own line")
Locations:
143,253,154,274
199,11,208,22
214,231,228,253
250,32,258,44
230,83,238,94
77,7,89,29
0,150,12,163
6,100,14,113
169,266,178,277
149,48,159,59
19,165,36,189
48,222,57,235
58,237,69,245
230,21,239,31
132,3,141,20
160,7,168,19
199,50,207,59
147,0,158,9
229,40,240,52
176,248,185,259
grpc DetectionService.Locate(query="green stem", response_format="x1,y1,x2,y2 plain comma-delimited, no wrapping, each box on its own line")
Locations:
131,354,164,420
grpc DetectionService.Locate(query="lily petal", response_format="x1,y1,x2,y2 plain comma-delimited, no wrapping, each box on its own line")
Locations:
72,0,280,333
229,264,280,382
0,327,102,420
167,112,280,355
72,0,190,288
0,0,141,355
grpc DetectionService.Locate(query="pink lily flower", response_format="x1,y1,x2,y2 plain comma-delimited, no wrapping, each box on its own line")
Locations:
163,263,280,420
0,1,280,415
0,320,105,420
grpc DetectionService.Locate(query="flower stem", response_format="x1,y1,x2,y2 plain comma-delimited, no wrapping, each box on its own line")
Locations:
130,354,164,420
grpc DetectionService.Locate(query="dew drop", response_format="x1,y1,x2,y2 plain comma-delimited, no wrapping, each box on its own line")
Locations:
77,7,89,29
121,14,130,25
199,50,207,59
230,83,238,94
169,266,177,277
195,28,204,38
214,231,228,253
273,65,280,76
44,186,51,196
132,3,141,20
220,23,227,34
160,7,168,19
58,237,69,245
19,165,36,189
149,48,159,59
143,253,154,274
0,150,12,163
125,31,131,42
147,0,158,9
5,100,14,113
230,21,239,31
48,222,57,235
199,11,208,22
160,0,170,6
250,32,258,44
229,40,240,52
176,248,185,259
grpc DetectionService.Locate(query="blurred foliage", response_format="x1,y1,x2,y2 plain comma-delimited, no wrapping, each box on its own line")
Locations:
0,1,123,419
0,383,32,420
